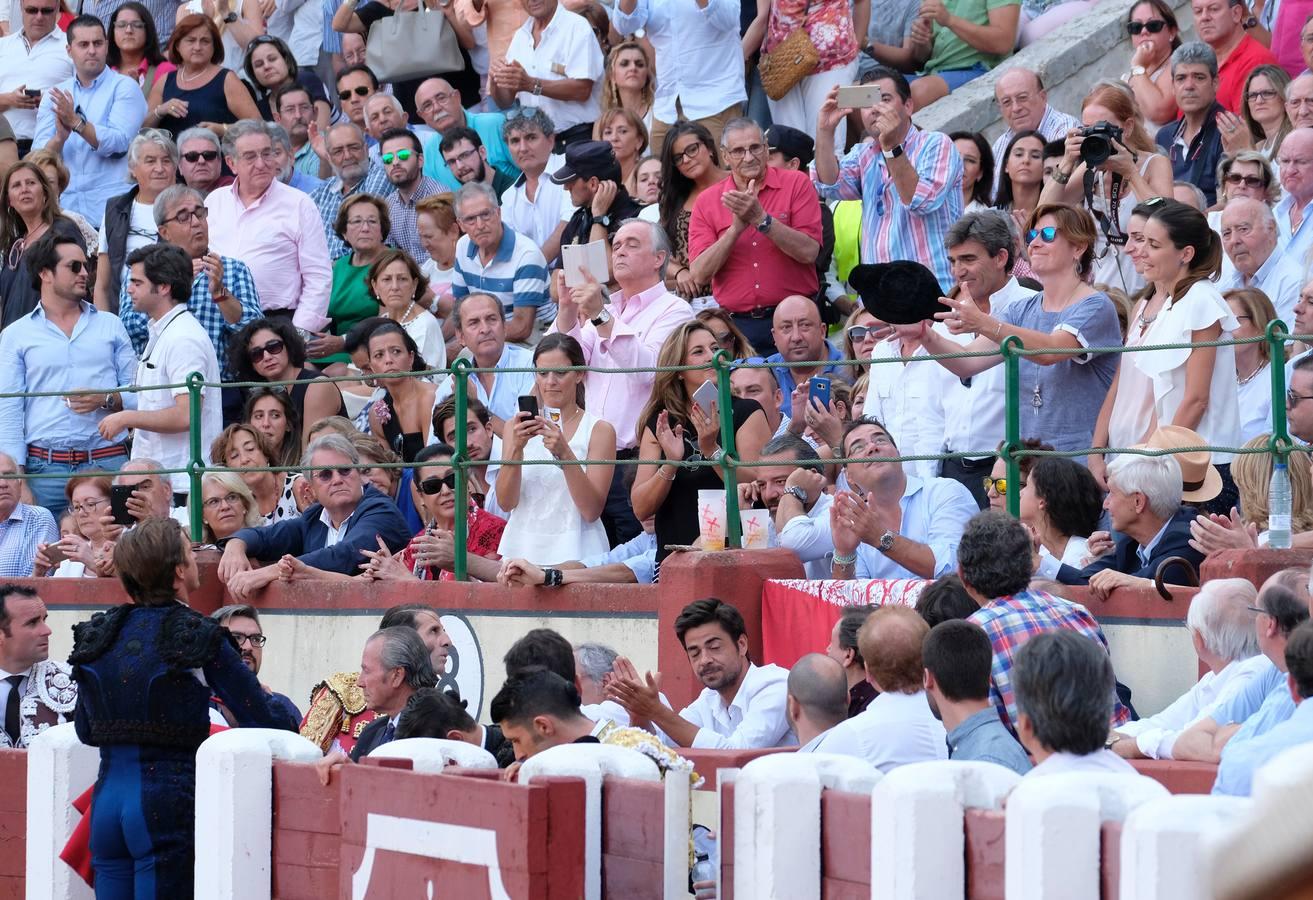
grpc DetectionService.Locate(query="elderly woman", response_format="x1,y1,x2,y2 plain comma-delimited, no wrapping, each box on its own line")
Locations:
144,13,260,138
34,471,115,576
0,161,86,327
188,471,262,544
314,194,388,370
211,423,303,525
93,129,177,313
369,249,446,376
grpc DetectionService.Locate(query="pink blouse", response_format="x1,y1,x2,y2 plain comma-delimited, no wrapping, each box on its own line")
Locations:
762,0,858,73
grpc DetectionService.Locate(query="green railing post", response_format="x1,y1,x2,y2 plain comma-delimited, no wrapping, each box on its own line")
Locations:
186,372,204,542
999,337,1023,519
1267,319,1292,463
713,350,741,548
451,358,471,581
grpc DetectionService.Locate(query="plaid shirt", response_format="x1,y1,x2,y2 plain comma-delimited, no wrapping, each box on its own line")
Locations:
310,163,397,260
969,590,1131,732
118,256,263,380
386,176,444,264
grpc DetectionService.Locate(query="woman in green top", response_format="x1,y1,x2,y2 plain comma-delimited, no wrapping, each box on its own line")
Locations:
309,195,389,373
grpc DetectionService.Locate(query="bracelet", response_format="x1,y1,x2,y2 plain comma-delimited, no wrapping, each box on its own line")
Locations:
832,550,858,567
994,321,1003,339
656,464,677,481
1052,167,1071,185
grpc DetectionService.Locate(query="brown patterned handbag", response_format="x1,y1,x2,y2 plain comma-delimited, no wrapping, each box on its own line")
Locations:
757,3,819,101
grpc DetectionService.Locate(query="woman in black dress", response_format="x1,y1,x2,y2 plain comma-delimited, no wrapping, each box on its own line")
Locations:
241,34,331,128
144,14,259,139
631,321,771,572
365,321,435,463
230,318,348,447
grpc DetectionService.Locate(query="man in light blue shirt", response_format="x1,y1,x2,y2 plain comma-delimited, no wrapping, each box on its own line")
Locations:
1275,128,1313,266
414,77,518,191
0,233,137,517
32,15,146,227
433,292,535,431
1214,620,1313,796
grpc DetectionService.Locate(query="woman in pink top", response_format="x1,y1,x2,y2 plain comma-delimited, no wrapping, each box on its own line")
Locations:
744,0,867,146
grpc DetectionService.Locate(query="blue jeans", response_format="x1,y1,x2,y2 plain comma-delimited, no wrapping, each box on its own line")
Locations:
26,451,127,520
907,62,989,92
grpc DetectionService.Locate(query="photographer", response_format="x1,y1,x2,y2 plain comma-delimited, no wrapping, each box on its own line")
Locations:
1039,82,1173,296
1154,42,1227,206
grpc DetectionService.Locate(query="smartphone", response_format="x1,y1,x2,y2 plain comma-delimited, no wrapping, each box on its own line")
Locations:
809,376,832,410
692,380,717,417
110,484,136,527
836,84,881,110
43,540,69,566
23,89,40,99
517,395,539,419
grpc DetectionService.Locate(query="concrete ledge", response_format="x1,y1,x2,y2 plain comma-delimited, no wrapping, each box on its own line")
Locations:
1118,794,1249,900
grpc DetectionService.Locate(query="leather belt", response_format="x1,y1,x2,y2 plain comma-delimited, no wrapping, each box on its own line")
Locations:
27,443,128,464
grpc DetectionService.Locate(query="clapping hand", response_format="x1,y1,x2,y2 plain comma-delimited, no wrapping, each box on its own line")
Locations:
654,410,686,461
360,535,415,580
721,180,764,228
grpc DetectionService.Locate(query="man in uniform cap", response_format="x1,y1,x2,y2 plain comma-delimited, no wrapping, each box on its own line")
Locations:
554,140,644,274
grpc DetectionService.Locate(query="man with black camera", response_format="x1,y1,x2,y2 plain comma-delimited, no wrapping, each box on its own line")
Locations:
1154,42,1226,205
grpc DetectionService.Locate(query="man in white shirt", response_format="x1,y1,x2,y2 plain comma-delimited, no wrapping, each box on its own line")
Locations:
1218,197,1302,323
1015,630,1141,778
788,653,859,753
489,0,604,150
99,243,220,496
607,598,797,749
1274,128,1313,266
500,107,569,262
821,606,947,772
1110,577,1268,760
743,433,834,579
0,0,70,147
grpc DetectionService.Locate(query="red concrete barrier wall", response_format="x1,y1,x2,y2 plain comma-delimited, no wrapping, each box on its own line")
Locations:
965,808,1006,900
681,747,792,784
272,761,342,900
0,750,26,900
601,777,665,897
719,780,736,900
1201,548,1313,588
822,789,872,899
1129,759,1218,794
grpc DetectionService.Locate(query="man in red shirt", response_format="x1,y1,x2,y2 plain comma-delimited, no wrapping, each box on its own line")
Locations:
1192,0,1277,113
687,117,822,357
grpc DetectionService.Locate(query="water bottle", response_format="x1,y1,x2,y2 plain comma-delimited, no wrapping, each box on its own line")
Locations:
1269,461,1292,549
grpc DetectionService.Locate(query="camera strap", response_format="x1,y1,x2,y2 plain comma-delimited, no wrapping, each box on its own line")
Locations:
1084,169,1128,248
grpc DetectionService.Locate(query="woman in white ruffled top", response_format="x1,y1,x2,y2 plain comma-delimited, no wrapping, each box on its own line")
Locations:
1093,198,1241,503
497,333,615,565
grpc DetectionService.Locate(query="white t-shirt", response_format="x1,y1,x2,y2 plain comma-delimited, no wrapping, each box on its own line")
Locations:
98,200,158,257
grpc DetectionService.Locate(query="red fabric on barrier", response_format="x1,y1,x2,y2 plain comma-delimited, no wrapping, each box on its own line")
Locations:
761,580,927,667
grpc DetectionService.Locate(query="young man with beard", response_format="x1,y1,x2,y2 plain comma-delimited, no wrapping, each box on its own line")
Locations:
379,128,443,264
441,126,517,197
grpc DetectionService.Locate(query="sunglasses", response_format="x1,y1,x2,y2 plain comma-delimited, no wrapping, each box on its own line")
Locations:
339,85,371,100
248,338,286,361
23,6,55,14
64,259,86,274
311,467,354,482
1126,19,1167,34
417,473,457,495
1225,173,1265,188
380,149,413,164
182,149,219,163
1027,226,1058,244
983,476,1024,495
847,325,881,341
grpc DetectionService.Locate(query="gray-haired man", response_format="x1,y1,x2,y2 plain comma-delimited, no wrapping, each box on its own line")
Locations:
1154,41,1225,204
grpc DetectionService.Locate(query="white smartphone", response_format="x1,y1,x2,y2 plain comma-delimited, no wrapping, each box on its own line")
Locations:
836,85,882,110
692,380,718,417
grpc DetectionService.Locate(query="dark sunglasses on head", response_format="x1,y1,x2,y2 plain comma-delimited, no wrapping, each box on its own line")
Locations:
248,338,285,361
1027,226,1058,244
182,149,219,163
417,473,457,495
380,149,413,164
847,325,880,341
1126,18,1167,34
339,85,371,100
311,467,354,482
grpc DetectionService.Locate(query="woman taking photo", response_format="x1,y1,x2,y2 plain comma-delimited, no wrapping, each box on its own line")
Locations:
144,14,260,138
107,2,174,95
366,321,436,463
231,318,348,445
315,194,389,370
0,162,85,327
597,41,655,137
241,34,331,127
210,423,303,525
1224,287,1279,443
34,472,115,576
369,248,446,375
658,122,725,300
1020,457,1104,569
1123,0,1180,128
94,129,177,313
951,131,994,213
498,333,615,564
188,471,261,544
921,204,1123,456
600,107,649,197
632,321,771,569
242,386,301,468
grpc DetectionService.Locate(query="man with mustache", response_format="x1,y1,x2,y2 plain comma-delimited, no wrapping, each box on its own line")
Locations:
210,604,301,731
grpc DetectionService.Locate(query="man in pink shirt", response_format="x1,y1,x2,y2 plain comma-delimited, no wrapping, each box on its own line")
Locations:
553,218,693,544
205,119,332,333
687,117,822,357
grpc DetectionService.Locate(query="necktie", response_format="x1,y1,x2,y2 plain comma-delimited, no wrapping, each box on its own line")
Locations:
4,674,24,746
380,720,396,747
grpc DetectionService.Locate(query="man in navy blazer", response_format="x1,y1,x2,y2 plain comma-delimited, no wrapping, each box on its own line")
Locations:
217,433,412,600
1056,452,1206,598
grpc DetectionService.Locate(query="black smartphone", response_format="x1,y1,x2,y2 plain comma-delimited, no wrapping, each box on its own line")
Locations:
23,89,40,99
110,484,136,526
517,395,539,419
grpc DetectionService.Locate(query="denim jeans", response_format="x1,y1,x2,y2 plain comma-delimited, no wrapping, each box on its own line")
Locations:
26,451,128,519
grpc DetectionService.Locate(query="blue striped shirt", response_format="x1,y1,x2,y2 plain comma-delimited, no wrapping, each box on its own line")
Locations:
450,226,554,324
0,503,57,577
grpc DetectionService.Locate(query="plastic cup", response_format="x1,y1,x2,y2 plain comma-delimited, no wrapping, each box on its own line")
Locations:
697,490,727,551
740,508,770,549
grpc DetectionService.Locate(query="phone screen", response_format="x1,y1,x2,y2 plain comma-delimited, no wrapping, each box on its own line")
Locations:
517,395,539,419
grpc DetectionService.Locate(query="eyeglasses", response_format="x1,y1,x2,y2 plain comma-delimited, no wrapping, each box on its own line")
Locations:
1246,605,1270,617
347,216,380,228
113,18,145,29
328,142,364,159
418,473,457,494
674,142,706,163
237,149,277,164
248,338,286,361
846,434,896,456
164,205,209,225
229,632,268,648
339,85,371,100
983,476,1024,495
62,259,86,274
1246,89,1280,103
1288,388,1313,407
1225,173,1265,188
182,149,219,163
1027,226,1058,244
1125,18,1167,34
847,325,880,341
380,149,413,164
723,143,765,161
23,6,55,14
445,147,480,167
71,498,106,515
311,467,354,482
202,492,244,510
458,208,495,226
419,90,456,112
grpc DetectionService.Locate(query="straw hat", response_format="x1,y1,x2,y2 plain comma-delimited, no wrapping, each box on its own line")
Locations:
1139,425,1222,504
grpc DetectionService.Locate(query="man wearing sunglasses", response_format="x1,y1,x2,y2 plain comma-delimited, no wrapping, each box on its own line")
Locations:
989,69,1078,191
379,128,442,264
176,127,230,196
332,63,377,135
33,15,146,227
0,0,72,153
309,120,395,259
218,433,411,600
1218,197,1301,323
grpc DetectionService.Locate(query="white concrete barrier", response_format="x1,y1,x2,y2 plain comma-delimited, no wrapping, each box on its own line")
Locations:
870,760,1021,900
366,736,498,772
734,752,883,900
1005,772,1169,900
519,742,662,900
25,723,97,900
192,728,323,900
1117,794,1249,900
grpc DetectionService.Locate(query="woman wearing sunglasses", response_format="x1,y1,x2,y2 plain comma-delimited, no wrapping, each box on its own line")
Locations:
1123,0,1180,129
658,121,725,300
1019,457,1103,569
840,307,889,382
211,423,304,526
231,318,349,446
922,203,1123,459
241,34,331,128
983,438,1052,512
694,307,756,359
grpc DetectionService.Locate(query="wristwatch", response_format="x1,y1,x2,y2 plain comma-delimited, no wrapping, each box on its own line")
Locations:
542,567,564,587
1243,14,1258,28
223,11,238,22
756,213,774,234
590,308,612,327
593,213,611,227
878,529,897,552
881,144,904,160
783,485,808,505
1129,65,1147,77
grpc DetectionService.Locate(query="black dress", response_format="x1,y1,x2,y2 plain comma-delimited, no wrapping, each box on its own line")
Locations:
0,216,86,328
250,70,329,121
645,396,762,570
158,69,237,138
285,365,349,421
377,389,424,462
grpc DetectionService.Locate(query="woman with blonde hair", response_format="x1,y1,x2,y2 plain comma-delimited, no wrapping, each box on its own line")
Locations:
189,471,261,544
841,306,888,381
1224,288,1281,443
1189,436,1313,553
596,40,655,138
1236,65,1292,162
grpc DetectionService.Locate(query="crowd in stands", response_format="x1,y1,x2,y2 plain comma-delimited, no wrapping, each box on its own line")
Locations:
3,0,1313,889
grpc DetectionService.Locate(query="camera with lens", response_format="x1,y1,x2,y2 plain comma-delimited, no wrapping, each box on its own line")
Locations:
1078,121,1123,167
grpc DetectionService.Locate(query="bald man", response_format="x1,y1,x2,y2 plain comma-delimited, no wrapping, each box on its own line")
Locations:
414,77,519,191
1219,197,1302,323
788,653,857,752
1286,75,1313,130
1275,128,1313,267
767,295,847,419
989,68,1079,189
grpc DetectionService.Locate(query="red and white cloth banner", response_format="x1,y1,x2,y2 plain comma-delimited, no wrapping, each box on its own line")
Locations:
761,579,928,668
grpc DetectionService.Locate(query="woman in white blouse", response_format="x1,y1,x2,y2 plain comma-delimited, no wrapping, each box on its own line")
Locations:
1224,288,1279,444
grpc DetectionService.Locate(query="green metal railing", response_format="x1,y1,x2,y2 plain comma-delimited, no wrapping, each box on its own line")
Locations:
2,321,1302,579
